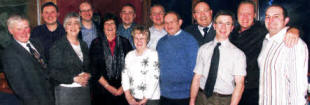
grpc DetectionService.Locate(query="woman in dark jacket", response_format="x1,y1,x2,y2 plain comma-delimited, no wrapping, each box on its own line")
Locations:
89,13,132,105
48,13,91,105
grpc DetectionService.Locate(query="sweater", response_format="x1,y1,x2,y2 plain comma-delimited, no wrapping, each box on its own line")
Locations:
156,30,199,99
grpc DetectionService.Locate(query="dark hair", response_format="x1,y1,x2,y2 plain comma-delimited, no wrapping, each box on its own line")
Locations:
121,3,136,13
266,4,288,18
238,0,257,13
213,10,236,25
165,11,182,20
41,2,58,12
101,13,118,30
192,1,212,13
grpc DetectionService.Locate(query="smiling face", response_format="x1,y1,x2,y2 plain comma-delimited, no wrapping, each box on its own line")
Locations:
79,2,93,22
9,20,31,43
120,6,136,26
150,6,165,26
237,3,256,31
164,13,182,35
213,15,234,41
265,6,289,36
193,2,213,27
133,30,148,51
103,19,117,37
64,18,81,37
42,6,59,25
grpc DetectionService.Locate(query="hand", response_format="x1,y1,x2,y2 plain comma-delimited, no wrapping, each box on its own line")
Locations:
138,98,148,105
284,27,299,48
127,98,139,105
189,99,196,105
79,72,91,80
73,75,88,86
115,87,124,96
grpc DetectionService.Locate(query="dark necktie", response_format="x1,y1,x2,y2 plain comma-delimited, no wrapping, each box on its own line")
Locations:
203,27,209,37
204,42,221,97
26,43,47,69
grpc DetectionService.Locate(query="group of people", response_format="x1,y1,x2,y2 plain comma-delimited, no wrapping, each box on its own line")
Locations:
0,0,308,105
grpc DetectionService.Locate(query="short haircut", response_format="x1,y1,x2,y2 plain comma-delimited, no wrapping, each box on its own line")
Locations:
7,14,29,29
266,4,288,18
192,1,212,13
101,13,119,29
41,2,58,12
63,12,81,27
238,0,257,13
131,25,150,43
213,10,236,24
150,4,166,13
165,11,182,20
79,1,93,11
121,3,136,13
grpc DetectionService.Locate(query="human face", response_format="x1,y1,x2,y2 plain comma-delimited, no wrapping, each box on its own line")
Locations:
213,15,234,41
42,6,59,25
164,13,182,35
103,20,117,36
65,18,81,36
265,6,289,36
79,3,93,22
120,6,136,26
133,30,148,51
193,2,213,27
237,3,256,31
150,6,165,26
9,20,31,43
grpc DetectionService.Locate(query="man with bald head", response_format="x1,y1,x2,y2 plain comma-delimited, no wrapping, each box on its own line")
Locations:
185,1,216,46
157,12,198,105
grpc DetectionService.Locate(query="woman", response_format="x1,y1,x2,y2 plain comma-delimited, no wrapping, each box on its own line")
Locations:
48,13,91,105
89,13,132,105
122,25,160,105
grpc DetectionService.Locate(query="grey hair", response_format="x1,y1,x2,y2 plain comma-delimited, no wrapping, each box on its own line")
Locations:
63,12,81,27
7,14,29,28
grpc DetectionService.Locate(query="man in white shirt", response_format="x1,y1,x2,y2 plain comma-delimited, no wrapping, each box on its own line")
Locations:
258,4,308,105
190,10,246,105
147,4,167,50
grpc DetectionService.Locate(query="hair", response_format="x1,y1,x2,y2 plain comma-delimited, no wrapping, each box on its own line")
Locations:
238,0,257,13
213,10,236,25
192,1,212,13
150,4,166,13
41,2,58,12
63,12,81,27
7,14,29,29
266,4,288,18
131,25,150,43
101,13,119,30
121,3,136,13
79,1,93,11
165,11,182,20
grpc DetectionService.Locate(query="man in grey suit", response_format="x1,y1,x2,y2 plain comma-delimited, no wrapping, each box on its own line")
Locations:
1,15,54,105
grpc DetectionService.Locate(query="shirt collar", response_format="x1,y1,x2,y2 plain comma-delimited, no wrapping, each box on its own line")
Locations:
213,38,231,47
150,25,166,33
265,27,288,43
198,22,212,30
170,29,182,36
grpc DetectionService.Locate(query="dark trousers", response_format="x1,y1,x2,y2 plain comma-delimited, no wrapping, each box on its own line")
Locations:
195,90,231,105
55,86,91,105
136,99,160,105
92,87,128,105
239,88,258,105
0,92,22,105
160,96,189,105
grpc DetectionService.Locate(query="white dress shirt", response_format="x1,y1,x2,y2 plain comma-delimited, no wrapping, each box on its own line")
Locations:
258,27,308,105
147,26,167,50
198,23,212,36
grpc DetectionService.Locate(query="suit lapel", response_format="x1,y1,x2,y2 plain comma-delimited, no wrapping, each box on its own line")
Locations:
64,38,83,67
12,40,38,63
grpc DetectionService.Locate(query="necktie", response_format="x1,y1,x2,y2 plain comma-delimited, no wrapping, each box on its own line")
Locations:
26,44,47,69
203,27,209,37
204,42,221,97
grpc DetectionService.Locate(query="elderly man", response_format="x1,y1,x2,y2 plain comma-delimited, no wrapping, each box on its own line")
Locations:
118,3,137,48
2,15,54,105
258,4,308,105
78,1,99,47
185,1,216,46
147,4,167,50
157,12,198,105
190,10,246,105
31,2,65,59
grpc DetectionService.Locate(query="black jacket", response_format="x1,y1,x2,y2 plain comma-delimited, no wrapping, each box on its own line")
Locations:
184,24,216,46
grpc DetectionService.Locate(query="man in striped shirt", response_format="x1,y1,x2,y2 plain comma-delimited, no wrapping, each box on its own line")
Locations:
258,4,308,105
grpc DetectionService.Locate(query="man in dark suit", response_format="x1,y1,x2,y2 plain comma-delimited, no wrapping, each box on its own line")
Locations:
185,1,216,46
1,15,54,105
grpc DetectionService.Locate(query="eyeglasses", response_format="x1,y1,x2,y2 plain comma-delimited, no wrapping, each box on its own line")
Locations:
80,9,92,13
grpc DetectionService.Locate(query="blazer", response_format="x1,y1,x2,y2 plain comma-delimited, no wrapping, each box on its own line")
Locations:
184,24,216,46
48,36,90,85
1,39,54,105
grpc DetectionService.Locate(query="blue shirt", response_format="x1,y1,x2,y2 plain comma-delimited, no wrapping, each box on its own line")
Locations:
117,23,136,48
156,30,199,99
81,23,98,47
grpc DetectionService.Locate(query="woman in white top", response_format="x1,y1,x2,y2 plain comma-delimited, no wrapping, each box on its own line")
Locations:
122,25,160,105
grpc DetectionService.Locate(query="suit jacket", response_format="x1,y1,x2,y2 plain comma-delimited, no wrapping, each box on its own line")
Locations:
184,24,216,46
1,39,54,105
48,36,90,85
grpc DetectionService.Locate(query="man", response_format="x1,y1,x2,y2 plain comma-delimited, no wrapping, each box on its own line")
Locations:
78,1,99,47
229,1,300,105
157,12,199,105
185,1,216,46
258,5,308,105
31,2,65,59
118,3,136,48
190,10,246,105
147,4,167,50
2,15,54,105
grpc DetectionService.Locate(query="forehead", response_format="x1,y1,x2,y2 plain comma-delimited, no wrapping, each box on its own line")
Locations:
194,2,210,10
215,15,233,22
266,6,283,15
238,3,254,11
80,3,91,9
104,19,115,24
121,6,134,12
151,6,164,12
165,13,177,21
43,5,57,12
